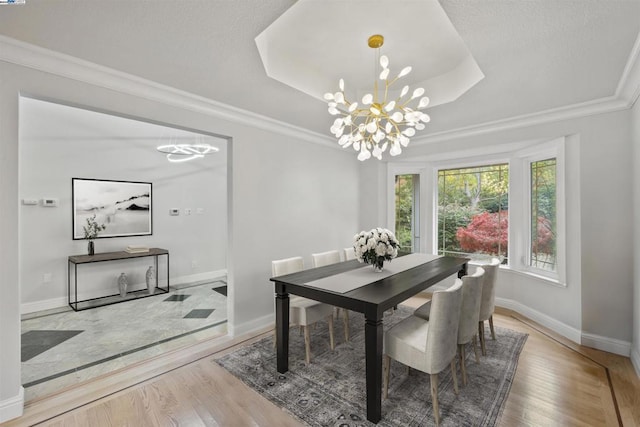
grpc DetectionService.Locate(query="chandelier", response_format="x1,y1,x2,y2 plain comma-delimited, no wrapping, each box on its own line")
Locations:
156,138,219,163
324,35,431,161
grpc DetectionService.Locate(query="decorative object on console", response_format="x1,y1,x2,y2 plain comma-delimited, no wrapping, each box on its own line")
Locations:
353,227,399,272
82,214,105,255
118,272,128,298
125,245,150,254
146,266,156,295
72,178,152,239
325,34,431,161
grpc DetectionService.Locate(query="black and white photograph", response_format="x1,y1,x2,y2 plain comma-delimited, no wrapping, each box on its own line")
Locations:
72,178,152,239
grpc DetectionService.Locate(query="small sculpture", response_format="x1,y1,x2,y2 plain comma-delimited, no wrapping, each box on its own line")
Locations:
146,266,156,295
118,272,128,297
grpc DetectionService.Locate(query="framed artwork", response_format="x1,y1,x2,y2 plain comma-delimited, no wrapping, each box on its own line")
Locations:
72,178,152,239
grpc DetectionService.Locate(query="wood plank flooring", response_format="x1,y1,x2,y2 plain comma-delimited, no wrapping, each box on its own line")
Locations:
3,297,639,427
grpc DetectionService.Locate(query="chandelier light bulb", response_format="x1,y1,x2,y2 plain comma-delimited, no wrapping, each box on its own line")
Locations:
324,35,431,161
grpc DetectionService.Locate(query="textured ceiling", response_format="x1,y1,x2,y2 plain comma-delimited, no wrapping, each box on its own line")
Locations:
1,0,639,139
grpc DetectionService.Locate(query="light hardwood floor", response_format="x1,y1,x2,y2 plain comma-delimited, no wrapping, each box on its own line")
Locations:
4,297,640,427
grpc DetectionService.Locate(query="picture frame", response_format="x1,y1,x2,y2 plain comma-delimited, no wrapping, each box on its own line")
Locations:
72,178,152,239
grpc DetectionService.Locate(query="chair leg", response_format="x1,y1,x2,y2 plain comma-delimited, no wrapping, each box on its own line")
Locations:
430,373,440,426
459,344,467,386
451,359,459,395
343,310,350,342
382,355,391,399
489,315,496,340
303,326,311,366
472,334,480,363
327,315,335,350
479,321,487,356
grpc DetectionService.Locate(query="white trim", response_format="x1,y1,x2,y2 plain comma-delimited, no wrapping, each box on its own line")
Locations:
2,33,639,152
581,333,631,357
496,297,582,343
631,345,640,379
20,270,227,314
0,35,334,148
0,386,24,423
227,313,273,338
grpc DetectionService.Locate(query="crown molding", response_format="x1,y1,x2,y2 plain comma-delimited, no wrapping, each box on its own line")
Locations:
0,35,335,148
1,33,639,150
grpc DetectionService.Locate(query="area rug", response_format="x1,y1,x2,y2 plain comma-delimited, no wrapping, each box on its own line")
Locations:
216,306,527,426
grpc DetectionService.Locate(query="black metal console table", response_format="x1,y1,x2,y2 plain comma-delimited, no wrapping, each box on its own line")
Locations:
68,248,170,311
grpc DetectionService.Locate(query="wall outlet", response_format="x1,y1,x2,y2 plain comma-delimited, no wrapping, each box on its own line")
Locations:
43,273,52,283
169,208,180,216
22,198,38,206
184,208,192,216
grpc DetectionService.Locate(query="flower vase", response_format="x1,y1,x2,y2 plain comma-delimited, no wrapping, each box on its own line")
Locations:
88,240,95,256
146,266,156,295
373,259,385,272
118,273,128,297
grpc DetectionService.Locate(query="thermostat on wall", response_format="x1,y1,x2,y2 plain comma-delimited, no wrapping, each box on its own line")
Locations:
169,208,180,216
41,198,58,207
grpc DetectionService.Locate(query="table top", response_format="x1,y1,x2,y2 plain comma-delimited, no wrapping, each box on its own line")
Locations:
69,248,168,264
271,255,468,318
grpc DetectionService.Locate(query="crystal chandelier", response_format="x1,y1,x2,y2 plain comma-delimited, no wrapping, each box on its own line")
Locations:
324,35,431,161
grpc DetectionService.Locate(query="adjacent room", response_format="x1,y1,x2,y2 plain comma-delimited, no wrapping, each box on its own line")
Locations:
0,1,639,426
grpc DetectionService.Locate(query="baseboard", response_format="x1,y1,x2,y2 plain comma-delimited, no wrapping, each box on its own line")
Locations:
20,269,227,314
496,297,582,343
631,345,640,378
228,313,273,338
581,332,632,357
0,386,24,423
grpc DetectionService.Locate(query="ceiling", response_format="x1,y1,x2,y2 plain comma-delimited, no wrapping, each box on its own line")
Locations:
1,0,639,141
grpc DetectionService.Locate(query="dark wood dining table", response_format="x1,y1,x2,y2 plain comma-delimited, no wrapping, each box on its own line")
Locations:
270,254,469,423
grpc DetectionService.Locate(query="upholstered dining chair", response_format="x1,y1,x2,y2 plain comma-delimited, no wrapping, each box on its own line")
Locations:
343,247,356,261
414,267,484,385
272,256,335,365
383,279,463,426
311,250,350,342
478,258,501,356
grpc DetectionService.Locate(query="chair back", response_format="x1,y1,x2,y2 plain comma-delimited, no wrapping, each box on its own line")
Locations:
478,258,500,322
458,267,485,345
425,278,463,373
311,250,341,267
343,247,356,261
272,256,304,277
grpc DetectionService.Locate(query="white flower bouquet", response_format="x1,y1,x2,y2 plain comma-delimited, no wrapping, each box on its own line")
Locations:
353,227,400,271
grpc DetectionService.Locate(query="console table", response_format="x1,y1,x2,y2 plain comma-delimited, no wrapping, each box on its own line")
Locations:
68,248,170,311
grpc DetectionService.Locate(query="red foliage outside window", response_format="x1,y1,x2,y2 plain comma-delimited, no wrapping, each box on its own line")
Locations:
456,211,553,255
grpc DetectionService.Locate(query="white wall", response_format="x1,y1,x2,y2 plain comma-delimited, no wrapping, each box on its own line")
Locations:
632,98,640,376
0,51,359,421
18,98,228,312
363,109,634,353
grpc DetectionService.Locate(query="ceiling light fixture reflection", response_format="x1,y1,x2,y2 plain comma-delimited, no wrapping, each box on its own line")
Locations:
156,143,219,163
324,35,431,161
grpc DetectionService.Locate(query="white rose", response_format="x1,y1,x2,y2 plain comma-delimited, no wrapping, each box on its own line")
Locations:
367,238,377,250
386,244,395,255
359,237,366,246
381,233,389,242
392,247,398,258
375,242,387,256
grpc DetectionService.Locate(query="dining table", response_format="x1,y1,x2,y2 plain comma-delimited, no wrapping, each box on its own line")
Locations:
270,252,469,423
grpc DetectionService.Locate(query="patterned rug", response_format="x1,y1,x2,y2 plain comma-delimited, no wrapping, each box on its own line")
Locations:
216,306,527,426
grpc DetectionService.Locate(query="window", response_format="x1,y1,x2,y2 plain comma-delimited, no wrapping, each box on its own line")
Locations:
529,158,557,272
395,174,419,254
437,164,509,261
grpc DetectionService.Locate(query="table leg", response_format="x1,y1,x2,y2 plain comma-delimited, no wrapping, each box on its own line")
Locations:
275,282,290,373
365,315,383,423
458,262,468,278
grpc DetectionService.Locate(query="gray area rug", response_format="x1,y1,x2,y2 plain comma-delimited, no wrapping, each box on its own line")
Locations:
216,306,527,426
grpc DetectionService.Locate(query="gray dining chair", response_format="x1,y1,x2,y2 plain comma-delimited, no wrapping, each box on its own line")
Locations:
478,258,501,355
272,256,335,365
456,267,484,385
311,250,350,342
383,279,463,426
